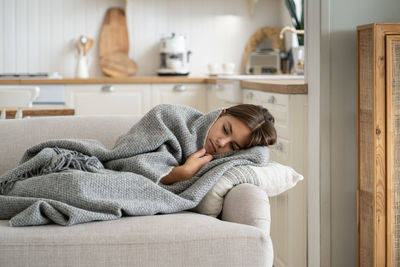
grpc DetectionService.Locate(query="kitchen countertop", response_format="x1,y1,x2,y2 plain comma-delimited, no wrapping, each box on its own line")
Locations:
241,79,307,94
0,76,307,94
0,77,207,84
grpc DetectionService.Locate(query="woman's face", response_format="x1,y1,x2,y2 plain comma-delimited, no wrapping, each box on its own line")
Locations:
205,115,252,155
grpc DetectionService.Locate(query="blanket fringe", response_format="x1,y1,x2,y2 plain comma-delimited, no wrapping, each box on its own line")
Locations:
0,147,104,195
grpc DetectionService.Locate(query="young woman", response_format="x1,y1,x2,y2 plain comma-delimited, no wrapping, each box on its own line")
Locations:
161,104,277,184
0,103,276,226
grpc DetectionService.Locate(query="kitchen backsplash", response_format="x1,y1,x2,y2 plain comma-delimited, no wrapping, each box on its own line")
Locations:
0,0,292,77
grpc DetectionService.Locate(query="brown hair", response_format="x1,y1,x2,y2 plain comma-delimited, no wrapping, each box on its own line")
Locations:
223,104,277,147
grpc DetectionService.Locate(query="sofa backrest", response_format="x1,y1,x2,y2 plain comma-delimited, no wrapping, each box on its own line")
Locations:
0,115,140,175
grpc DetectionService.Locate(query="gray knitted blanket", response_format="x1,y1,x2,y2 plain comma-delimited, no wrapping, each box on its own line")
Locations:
0,104,270,227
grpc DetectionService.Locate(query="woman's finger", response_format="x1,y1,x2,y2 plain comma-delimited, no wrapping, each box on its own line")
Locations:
190,148,206,159
198,154,212,165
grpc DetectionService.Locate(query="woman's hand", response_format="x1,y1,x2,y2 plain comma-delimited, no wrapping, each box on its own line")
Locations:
160,149,213,185
182,148,213,178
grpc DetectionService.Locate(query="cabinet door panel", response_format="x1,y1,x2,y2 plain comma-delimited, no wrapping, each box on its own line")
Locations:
270,137,291,165
152,84,207,113
207,84,236,111
242,88,307,267
243,89,289,139
386,34,400,267
66,84,151,116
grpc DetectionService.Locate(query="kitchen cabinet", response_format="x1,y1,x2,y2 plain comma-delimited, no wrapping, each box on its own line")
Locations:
65,83,208,116
151,83,207,113
243,88,308,267
206,83,236,111
65,84,152,116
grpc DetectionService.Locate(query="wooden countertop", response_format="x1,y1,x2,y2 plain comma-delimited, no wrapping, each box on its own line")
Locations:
0,77,207,85
1,107,75,119
0,76,308,94
241,79,307,94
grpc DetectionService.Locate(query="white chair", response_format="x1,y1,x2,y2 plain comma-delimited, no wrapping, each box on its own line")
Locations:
0,86,40,119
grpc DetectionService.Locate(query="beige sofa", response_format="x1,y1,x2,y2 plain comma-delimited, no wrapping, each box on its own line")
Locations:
0,115,273,267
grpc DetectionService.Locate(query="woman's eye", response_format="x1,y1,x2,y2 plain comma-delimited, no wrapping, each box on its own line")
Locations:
230,143,236,151
223,126,228,134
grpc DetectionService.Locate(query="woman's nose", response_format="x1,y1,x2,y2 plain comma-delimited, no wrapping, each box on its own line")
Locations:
216,137,229,148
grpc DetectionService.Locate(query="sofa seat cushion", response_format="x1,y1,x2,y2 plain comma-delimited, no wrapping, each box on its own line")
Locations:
0,211,269,267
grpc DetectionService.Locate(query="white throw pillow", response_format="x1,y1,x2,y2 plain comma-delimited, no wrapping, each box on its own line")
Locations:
193,161,304,217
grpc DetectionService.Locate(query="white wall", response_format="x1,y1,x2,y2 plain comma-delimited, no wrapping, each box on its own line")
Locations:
0,0,126,77
0,0,291,77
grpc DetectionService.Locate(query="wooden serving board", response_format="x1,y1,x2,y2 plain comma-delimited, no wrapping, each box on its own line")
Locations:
100,52,137,77
99,8,129,57
99,7,137,77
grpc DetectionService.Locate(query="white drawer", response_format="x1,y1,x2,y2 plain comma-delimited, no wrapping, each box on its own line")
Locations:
274,122,289,140
243,89,290,139
151,83,207,113
269,137,291,165
243,89,289,107
216,80,242,103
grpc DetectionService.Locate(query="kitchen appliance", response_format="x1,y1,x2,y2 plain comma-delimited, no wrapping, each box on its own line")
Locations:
157,33,191,76
245,50,281,75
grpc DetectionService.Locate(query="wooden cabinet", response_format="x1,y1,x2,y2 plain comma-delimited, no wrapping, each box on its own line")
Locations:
243,88,308,267
357,23,400,267
66,83,207,115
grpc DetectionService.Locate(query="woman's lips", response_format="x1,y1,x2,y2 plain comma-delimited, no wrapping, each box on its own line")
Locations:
209,139,216,153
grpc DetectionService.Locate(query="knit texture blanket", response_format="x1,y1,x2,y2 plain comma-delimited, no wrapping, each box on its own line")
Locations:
0,104,270,227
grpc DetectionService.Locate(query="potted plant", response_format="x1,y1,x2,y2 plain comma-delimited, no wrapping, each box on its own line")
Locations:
285,0,304,46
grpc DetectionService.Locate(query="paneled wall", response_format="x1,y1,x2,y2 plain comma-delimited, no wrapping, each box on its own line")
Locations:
0,0,125,77
0,0,291,77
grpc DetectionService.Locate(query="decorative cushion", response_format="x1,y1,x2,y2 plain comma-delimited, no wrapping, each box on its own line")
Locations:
193,161,304,217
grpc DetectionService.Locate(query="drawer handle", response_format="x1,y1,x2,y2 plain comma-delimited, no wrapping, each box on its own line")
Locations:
101,85,115,92
173,84,186,92
275,143,283,151
267,96,276,103
247,92,254,99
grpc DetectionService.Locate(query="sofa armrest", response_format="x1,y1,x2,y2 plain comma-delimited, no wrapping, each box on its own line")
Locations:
221,183,271,235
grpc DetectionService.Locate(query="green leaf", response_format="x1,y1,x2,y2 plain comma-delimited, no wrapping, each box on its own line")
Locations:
285,0,304,30
285,0,300,29
299,0,304,30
